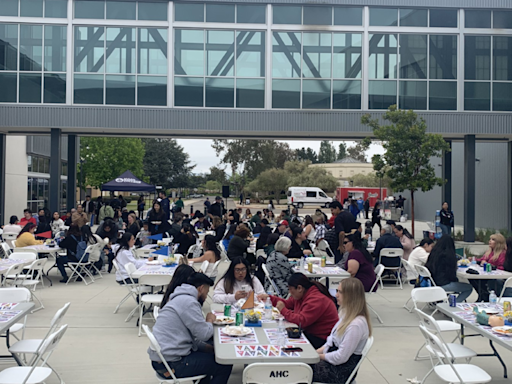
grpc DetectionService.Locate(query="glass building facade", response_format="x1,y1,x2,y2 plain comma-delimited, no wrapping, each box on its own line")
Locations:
1,1,512,111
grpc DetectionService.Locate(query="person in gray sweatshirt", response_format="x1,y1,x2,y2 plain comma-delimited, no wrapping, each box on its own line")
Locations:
148,272,233,384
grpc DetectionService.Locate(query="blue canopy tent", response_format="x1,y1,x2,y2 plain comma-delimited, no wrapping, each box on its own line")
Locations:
101,170,155,193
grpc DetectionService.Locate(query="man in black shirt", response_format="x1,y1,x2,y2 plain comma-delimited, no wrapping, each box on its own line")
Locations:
208,196,225,219
330,201,361,263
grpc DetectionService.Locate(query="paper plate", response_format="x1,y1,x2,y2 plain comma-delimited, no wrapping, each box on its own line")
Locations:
222,326,252,337
492,326,512,337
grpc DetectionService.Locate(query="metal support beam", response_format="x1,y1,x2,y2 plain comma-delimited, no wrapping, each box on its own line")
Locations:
67,134,77,212
442,140,452,209
0,134,5,226
49,129,61,214
463,135,476,242
508,141,512,232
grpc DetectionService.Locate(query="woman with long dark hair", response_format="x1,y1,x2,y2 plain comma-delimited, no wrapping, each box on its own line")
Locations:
394,224,416,260
258,273,339,349
114,232,153,284
56,224,82,282
15,222,43,247
371,202,382,231
175,222,199,255
343,231,377,292
303,215,316,242
287,225,312,259
148,201,167,235
213,256,265,304
160,264,196,307
226,225,251,261
190,235,221,278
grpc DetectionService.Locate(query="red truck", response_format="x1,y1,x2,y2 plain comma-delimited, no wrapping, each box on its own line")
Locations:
336,187,388,208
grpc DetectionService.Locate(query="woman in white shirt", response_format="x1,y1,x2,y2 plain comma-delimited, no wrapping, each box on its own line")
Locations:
303,215,316,242
114,232,153,284
313,277,371,383
408,238,434,270
213,256,264,304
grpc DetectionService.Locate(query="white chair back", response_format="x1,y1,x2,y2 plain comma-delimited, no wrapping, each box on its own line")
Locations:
208,260,221,279
124,262,138,284
153,306,159,320
86,242,103,263
414,265,435,285
345,336,374,384
402,258,418,280
13,248,38,257
411,287,447,309
50,302,71,329
199,260,209,274
418,324,456,368
3,263,26,285
379,248,404,263
1,242,12,257
142,324,179,382
8,252,36,261
261,263,281,297
0,287,31,302
369,264,384,292
26,258,47,275
2,234,17,249
499,277,512,300
242,362,313,384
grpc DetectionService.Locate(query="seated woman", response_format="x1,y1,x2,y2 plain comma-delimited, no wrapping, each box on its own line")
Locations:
114,232,153,284
190,235,221,279
394,225,416,261
15,223,43,248
227,226,251,261
159,264,196,307
212,216,226,243
57,224,83,283
425,235,473,302
287,226,313,259
213,256,265,304
472,233,507,301
258,273,338,349
313,278,371,384
303,215,317,243
495,237,512,297
125,213,140,238
343,232,377,292
265,237,293,297
96,219,119,273
174,223,199,256
408,238,434,270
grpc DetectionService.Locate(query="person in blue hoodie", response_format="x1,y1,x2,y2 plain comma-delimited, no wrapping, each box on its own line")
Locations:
148,273,233,384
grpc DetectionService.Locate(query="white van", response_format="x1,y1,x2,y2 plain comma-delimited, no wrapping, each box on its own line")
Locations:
287,187,333,208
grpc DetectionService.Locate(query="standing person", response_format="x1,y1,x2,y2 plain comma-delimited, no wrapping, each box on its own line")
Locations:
98,202,114,223
50,212,64,237
95,196,104,224
267,199,275,212
239,192,244,205
174,196,184,212
203,197,211,216
357,197,364,219
397,195,406,216
118,195,127,209
137,196,145,219
208,196,225,219
148,201,168,236
330,201,360,264
371,202,382,232
349,200,360,219
439,202,454,236
314,214,327,244
158,191,170,220
394,225,416,261
82,195,95,224
364,198,370,220
72,205,87,228
19,209,36,227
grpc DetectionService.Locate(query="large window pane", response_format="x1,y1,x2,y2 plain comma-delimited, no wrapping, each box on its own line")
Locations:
465,10,490,28
334,7,362,26
20,0,42,17
493,11,512,29
272,79,300,108
206,30,234,76
236,31,264,77
138,2,167,21
44,26,66,72
465,36,490,80
369,80,396,109
206,4,234,23
399,34,427,79
429,82,456,110
106,28,135,74
74,74,104,104
106,75,135,104
0,24,18,71
138,28,167,75
174,77,203,107
303,79,330,109
45,0,67,17
493,82,512,111
106,1,135,20
272,32,301,78
370,8,398,26
369,34,397,79
303,6,331,26
464,82,490,110
493,36,512,81
43,73,66,103
19,73,41,103
175,30,204,76
75,0,104,19
137,76,166,106
302,33,331,78
272,5,301,24
430,9,457,28
20,25,42,71
333,33,362,79
429,35,457,79
175,3,204,22
333,80,360,109
237,5,265,24
399,9,427,27
399,81,426,110
205,78,233,107
0,0,18,16
236,79,264,108
0,73,17,102
74,27,105,72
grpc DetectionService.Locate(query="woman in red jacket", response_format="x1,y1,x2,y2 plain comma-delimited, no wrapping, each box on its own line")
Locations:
258,273,338,349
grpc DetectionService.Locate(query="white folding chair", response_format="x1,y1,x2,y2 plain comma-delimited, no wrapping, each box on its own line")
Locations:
138,274,168,336
8,253,36,261
418,325,491,384
498,277,512,302
318,276,345,298
65,245,95,285
153,306,160,320
199,260,209,274
217,243,228,262
316,240,335,263
2,263,26,287
243,362,313,384
18,259,47,313
342,336,374,384
113,261,151,322
0,325,68,384
366,265,384,324
142,324,206,384
186,244,200,258
0,288,31,342
261,263,281,297
87,242,105,279
1,242,13,257
378,248,404,289
402,259,418,312
2,234,18,250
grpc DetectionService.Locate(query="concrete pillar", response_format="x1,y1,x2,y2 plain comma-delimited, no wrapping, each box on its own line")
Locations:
463,135,476,242
442,140,452,209
49,129,62,214
0,134,5,226
67,135,77,211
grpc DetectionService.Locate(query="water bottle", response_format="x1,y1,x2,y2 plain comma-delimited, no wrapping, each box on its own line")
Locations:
368,234,372,243
264,297,272,321
278,317,285,333
490,290,497,305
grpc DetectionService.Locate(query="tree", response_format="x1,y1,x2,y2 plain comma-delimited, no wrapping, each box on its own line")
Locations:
284,161,338,192
204,180,221,192
142,139,195,189
337,142,347,161
207,166,227,185
361,106,450,235
79,137,145,190
351,172,392,188
346,139,371,162
295,147,318,163
246,168,289,204
317,141,337,163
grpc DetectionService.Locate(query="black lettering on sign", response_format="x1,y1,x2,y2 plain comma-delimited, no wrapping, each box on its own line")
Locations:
269,371,289,378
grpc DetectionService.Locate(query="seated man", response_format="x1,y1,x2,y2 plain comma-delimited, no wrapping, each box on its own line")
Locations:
373,225,403,267
148,273,233,384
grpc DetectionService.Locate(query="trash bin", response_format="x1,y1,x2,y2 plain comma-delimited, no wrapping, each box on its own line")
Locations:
245,198,250,205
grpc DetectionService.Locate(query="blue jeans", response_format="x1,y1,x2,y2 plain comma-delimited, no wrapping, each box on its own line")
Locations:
441,281,473,302
439,224,451,236
152,351,232,384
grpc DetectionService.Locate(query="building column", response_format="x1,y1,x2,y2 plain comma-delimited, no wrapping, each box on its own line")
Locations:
67,134,77,211
49,129,62,214
464,135,476,242
0,134,6,226
508,141,512,232
442,141,452,209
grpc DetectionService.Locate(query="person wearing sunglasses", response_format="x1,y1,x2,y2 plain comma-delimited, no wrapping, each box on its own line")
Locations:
343,232,377,292
213,256,265,304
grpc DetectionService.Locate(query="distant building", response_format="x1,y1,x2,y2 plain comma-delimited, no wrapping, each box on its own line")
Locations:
309,157,374,185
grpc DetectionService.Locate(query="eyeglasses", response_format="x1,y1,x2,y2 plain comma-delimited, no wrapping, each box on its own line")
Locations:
343,241,350,245
234,268,247,273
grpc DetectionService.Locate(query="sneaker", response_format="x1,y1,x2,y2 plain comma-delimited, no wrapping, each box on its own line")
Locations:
59,278,67,283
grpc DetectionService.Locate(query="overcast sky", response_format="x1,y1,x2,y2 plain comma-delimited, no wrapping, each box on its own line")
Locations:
177,139,385,174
